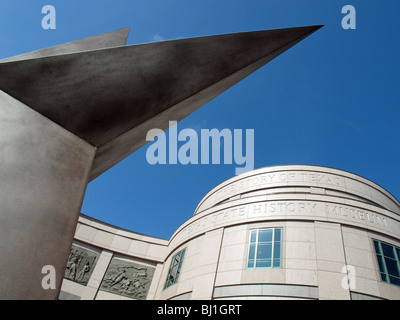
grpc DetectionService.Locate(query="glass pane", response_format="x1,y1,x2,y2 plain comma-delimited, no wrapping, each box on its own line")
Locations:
167,274,174,282
273,259,281,268
256,260,271,268
248,228,282,269
257,243,272,260
389,276,400,286
273,243,281,259
180,248,186,260
165,249,185,289
381,243,395,259
274,228,282,242
170,265,179,275
250,230,257,243
248,244,256,260
373,240,381,255
164,272,174,289
258,229,273,243
380,273,388,282
385,257,400,277
377,255,385,273
247,260,255,268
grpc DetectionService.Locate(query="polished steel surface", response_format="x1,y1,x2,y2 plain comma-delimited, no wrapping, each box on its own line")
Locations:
0,25,321,299
0,90,95,299
0,26,321,180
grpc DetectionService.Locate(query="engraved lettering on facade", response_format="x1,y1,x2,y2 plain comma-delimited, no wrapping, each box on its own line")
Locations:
183,201,320,238
211,171,344,206
326,204,387,227
287,203,296,212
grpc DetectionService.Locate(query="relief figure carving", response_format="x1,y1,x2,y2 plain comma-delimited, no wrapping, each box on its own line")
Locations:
64,245,98,285
100,258,155,299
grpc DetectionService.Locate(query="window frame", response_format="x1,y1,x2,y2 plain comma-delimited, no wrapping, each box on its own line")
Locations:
164,248,186,290
247,227,282,269
372,239,400,287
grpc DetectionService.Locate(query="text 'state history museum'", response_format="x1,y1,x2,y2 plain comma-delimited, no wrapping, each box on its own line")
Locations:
62,165,400,300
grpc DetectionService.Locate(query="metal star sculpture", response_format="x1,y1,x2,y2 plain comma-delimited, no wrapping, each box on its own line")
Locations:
0,25,321,299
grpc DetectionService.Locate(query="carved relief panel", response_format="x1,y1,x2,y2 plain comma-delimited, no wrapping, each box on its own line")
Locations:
100,257,155,300
64,244,99,285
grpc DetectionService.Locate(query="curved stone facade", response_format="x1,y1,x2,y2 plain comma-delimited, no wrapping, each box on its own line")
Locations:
61,165,400,300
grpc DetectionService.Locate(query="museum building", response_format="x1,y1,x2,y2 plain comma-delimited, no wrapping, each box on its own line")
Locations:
60,165,400,300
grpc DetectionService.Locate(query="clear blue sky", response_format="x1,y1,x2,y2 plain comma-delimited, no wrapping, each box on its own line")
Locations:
1,1,399,239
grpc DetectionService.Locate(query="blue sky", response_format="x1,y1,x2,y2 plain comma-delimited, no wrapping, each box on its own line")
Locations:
1,1,399,239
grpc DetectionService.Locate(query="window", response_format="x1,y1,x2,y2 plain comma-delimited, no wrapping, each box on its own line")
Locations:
373,239,400,287
164,248,186,289
247,228,282,268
